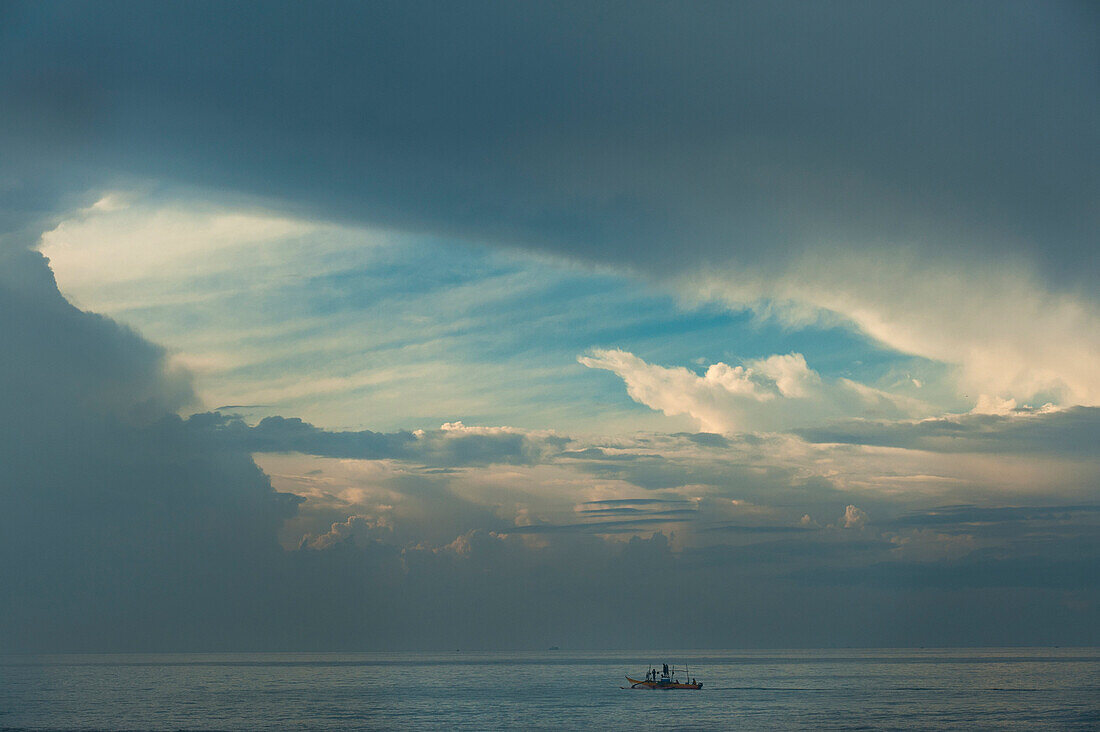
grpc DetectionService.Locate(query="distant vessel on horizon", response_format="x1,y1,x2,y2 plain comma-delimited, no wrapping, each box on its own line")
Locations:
624,662,702,690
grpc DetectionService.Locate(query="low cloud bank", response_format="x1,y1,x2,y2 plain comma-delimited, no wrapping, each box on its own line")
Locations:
796,406,1100,456
199,413,569,466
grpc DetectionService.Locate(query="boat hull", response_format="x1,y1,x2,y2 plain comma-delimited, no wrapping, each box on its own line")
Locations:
625,676,702,690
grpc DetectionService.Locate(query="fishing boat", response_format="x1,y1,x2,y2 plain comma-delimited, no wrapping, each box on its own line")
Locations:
624,663,702,689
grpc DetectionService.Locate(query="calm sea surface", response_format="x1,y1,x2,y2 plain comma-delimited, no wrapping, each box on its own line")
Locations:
2,648,1098,730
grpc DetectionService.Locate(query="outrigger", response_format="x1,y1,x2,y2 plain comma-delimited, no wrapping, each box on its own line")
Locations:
624,662,702,689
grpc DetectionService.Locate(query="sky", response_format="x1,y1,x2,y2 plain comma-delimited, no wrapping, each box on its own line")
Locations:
1,0,1098,651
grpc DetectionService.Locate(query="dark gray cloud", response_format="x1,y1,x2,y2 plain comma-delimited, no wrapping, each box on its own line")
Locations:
199,413,569,466
881,504,1100,529
796,407,1100,455
1,1,1095,286
0,249,301,652
0,250,194,424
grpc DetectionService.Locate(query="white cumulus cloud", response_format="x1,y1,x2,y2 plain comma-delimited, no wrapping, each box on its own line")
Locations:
579,348,928,432
841,505,868,529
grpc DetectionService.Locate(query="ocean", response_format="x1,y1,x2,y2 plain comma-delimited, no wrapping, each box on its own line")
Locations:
2,648,1098,730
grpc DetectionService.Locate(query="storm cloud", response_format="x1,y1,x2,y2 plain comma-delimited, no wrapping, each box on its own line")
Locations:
0,248,300,651
0,1,1097,652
